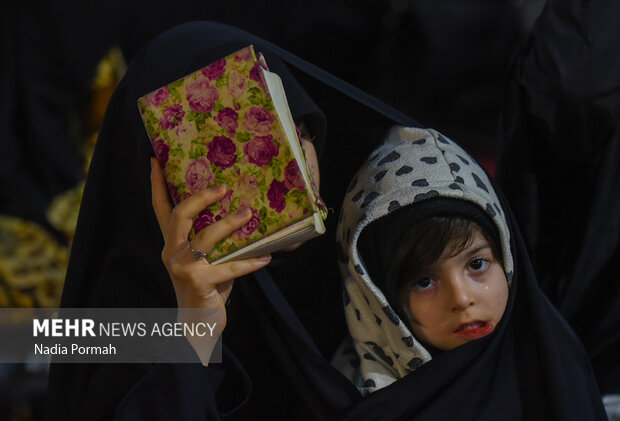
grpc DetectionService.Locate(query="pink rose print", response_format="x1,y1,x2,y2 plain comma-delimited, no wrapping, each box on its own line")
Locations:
175,123,189,137
159,104,185,130
152,139,170,167
227,72,247,99
236,174,258,191
242,106,275,135
194,209,215,234
213,107,239,137
207,135,237,170
249,61,268,92
267,180,289,213
185,157,215,194
236,207,260,238
202,58,226,80
243,135,278,167
145,87,170,107
167,182,182,205
283,159,305,191
186,80,219,113
218,189,234,217
234,48,252,62
235,174,259,202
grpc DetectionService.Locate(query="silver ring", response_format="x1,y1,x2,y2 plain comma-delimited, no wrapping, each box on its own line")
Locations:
189,242,208,261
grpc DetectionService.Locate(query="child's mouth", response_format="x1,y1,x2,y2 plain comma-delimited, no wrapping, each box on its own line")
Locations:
454,321,494,339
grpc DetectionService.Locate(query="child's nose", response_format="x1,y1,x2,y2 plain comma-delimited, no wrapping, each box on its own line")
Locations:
448,276,475,312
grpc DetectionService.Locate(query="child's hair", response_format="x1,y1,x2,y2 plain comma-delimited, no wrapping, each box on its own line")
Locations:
357,198,504,322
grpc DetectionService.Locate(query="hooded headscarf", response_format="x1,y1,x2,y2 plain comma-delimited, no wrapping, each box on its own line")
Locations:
333,126,513,393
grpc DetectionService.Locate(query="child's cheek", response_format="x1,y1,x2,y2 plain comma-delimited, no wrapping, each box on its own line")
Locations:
484,268,509,321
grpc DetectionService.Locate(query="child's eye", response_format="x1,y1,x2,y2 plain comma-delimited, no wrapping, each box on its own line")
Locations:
469,258,489,271
413,277,436,291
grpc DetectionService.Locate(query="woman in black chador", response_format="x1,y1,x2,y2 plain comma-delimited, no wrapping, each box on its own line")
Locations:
47,21,606,420
495,0,620,406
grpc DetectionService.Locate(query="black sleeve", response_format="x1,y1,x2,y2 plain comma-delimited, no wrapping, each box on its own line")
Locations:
47,362,226,421
115,364,225,420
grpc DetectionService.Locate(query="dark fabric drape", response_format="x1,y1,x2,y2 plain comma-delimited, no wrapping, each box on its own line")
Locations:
496,0,620,395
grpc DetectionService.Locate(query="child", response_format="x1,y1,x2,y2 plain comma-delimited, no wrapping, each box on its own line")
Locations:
332,126,606,420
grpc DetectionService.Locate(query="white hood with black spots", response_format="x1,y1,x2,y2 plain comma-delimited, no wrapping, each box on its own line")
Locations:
332,126,514,394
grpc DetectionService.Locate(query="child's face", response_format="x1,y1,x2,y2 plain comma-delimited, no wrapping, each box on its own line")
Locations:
404,232,508,351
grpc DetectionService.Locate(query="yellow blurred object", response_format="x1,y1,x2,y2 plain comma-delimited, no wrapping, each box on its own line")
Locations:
0,216,69,308
86,47,127,136
0,287,8,307
0,47,126,309
48,48,126,244
46,181,85,243
92,47,126,90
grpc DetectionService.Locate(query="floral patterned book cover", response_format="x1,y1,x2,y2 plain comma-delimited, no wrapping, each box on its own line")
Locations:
138,45,326,263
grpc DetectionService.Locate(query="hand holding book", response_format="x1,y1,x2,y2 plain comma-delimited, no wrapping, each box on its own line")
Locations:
139,46,326,264
150,157,272,364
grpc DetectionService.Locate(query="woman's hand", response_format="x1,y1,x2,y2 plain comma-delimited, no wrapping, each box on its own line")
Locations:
150,157,271,364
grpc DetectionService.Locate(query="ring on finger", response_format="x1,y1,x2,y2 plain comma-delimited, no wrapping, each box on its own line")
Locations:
188,242,208,261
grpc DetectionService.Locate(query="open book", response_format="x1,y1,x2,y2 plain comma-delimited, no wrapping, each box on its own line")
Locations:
138,45,326,264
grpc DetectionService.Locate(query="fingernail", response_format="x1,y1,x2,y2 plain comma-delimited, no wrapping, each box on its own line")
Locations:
210,185,226,194
257,254,271,263
236,208,251,218
150,158,155,171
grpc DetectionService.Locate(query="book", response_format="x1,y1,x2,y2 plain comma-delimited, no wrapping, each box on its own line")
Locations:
138,45,326,264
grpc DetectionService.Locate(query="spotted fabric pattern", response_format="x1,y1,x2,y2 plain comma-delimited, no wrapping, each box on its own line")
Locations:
331,126,514,395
